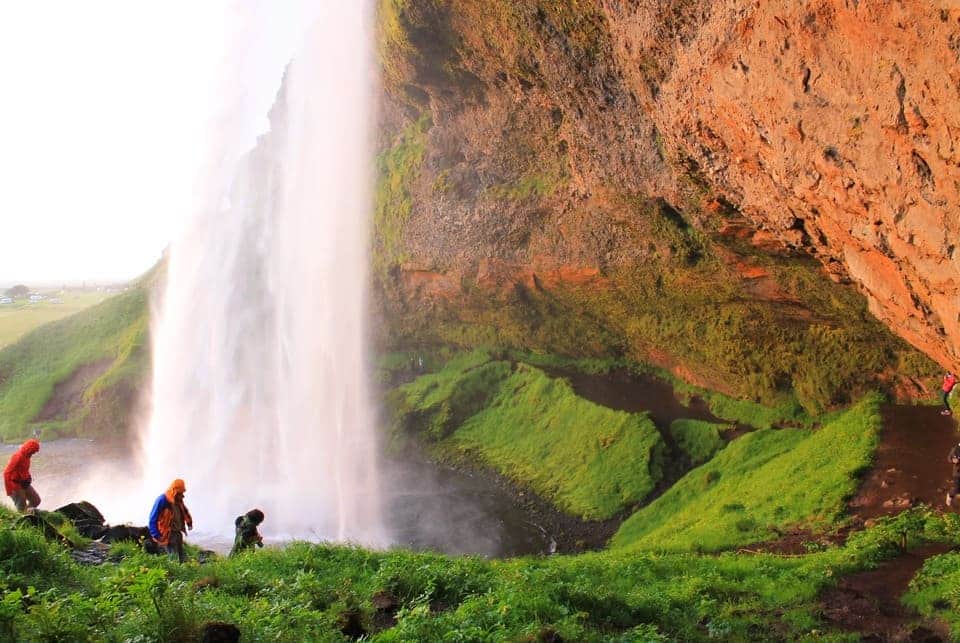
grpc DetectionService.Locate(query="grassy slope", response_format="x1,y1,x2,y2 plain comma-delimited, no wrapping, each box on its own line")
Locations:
452,364,665,520
668,419,728,465
0,286,149,441
1,506,958,641
389,351,665,520
611,394,882,552
0,292,111,349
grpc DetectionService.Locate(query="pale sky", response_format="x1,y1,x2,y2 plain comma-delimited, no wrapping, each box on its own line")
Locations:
0,1,317,284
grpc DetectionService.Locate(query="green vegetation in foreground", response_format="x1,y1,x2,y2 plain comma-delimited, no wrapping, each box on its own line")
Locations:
668,419,728,466
904,549,960,638
0,292,111,349
389,350,665,520
0,286,148,441
2,506,959,641
611,394,883,552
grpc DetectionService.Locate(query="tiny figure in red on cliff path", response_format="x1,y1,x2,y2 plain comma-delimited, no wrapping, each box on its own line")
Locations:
3,439,41,513
942,372,957,416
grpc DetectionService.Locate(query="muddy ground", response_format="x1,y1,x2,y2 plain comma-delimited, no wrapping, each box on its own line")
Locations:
819,404,960,641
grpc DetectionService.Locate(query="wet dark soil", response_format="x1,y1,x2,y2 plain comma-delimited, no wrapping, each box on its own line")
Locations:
738,526,850,555
849,404,959,521
820,543,954,641
554,368,722,427
35,359,113,421
816,404,960,641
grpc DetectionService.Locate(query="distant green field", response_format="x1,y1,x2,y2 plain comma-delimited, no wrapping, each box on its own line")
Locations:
0,292,112,348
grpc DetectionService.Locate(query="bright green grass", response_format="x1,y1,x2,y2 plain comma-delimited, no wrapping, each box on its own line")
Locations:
390,350,666,520
388,349,513,441
0,287,148,441
611,393,882,552
1,507,957,641
0,292,110,349
903,535,960,639
669,419,728,465
450,363,665,520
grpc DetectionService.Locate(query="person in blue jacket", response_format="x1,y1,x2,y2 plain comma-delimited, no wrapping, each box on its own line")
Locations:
148,478,193,562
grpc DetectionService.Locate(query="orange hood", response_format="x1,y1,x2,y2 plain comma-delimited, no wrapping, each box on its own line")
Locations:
165,478,186,503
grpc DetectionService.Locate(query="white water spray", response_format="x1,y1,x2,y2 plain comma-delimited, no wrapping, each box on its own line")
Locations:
138,3,383,544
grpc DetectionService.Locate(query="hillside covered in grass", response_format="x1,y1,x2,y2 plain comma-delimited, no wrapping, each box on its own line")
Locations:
0,291,112,349
611,394,883,552
388,351,666,520
0,285,149,442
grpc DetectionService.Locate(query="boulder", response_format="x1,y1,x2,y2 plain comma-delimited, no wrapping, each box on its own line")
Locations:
55,501,107,539
100,524,151,544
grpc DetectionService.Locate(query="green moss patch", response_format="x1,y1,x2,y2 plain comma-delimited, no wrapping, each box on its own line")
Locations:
374,113,431,276
668,419,729,465
611,393,883,552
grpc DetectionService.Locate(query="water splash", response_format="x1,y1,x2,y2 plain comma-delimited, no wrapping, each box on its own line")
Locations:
138,3,383,544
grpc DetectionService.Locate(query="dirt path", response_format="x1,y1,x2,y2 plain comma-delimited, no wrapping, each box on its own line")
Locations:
820,543,954,641
817,404,959,641
849,404,959,520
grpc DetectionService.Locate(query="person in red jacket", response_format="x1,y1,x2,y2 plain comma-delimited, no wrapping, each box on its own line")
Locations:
4,439,41,513
942,372,957,416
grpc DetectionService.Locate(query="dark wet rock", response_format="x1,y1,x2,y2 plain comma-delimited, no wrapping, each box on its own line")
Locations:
100,524,150,544
197,550,217,564
55,501,108,539
371,590,399,632
338,609,365,639
70,542,110,566
200,622,240,643
17,512,72,545
56,501,105,525
537,627,565,643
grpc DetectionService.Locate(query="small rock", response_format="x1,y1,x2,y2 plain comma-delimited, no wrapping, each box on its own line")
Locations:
70,542,110,566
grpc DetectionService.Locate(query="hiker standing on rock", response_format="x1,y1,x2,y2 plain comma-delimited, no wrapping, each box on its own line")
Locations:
3,439,41,513
148,478,193,563
230,508,265,556
947,443,960,507
941,372,957,416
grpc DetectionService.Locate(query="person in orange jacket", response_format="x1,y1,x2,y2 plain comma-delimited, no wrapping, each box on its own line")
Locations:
148,479,193,562
3,439,41,513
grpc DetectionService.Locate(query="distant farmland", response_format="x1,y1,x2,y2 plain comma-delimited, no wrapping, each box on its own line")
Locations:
0,291,113,348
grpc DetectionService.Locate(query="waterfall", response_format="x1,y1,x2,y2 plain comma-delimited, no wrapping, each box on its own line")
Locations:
138,3,383,544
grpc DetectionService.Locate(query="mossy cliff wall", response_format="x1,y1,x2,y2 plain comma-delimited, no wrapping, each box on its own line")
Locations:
373,0,947,412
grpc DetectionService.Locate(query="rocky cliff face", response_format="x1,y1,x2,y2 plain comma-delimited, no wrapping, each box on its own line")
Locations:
374,0,949,411
614,0,960,374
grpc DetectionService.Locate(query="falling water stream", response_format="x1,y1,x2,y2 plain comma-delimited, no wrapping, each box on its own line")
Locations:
138,5,383,544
